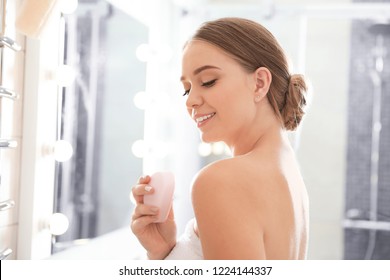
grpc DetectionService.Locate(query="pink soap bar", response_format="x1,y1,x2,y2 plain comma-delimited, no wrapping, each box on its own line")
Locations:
144,171,175,223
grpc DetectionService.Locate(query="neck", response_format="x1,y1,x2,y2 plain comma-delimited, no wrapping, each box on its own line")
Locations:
228,102,285,157
229,123,284,157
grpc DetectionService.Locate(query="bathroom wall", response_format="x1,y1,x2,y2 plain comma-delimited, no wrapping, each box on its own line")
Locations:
344,0,390,260
297,15,351,260
298,18,350,259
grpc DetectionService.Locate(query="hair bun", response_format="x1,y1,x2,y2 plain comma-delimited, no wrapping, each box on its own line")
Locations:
281,74,308,131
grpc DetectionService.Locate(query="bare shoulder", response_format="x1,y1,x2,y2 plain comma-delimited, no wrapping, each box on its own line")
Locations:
191,157,268,259
191,157,247,200
191,159,233,212
191,155,277,201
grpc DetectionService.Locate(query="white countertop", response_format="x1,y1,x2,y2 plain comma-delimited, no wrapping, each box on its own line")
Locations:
48,227,146,260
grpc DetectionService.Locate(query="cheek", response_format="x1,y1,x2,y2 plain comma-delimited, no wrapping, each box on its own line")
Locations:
212,83,235,105
220,91,256,127
215,84,250,113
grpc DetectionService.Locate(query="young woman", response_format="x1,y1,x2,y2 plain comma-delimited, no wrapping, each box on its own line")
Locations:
131,17,309,260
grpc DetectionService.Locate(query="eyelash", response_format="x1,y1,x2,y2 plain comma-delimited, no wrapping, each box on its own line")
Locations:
182,79,217,96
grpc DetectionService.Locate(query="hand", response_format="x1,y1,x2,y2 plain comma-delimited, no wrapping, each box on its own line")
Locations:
130,175,177,259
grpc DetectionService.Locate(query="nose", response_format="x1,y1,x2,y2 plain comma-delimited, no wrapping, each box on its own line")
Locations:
185,88,203,109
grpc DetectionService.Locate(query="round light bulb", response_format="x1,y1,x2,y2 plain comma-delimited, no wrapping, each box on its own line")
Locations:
212,142,226,156
133,91,150,110
54,140,74,162
136,44,151,62
131,140,148,158
59,0,78,14
198,142,212,157
56,65,76,87
49,213,69,236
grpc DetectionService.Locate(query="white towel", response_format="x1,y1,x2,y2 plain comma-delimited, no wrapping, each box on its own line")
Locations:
164,218,203,260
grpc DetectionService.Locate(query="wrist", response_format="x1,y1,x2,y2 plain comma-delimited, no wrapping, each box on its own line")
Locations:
146,252,164,260
147,243,176,260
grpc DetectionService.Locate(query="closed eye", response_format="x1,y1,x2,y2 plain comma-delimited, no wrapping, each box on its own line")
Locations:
183,89,190,96
202,79,217,87
182,79,216,96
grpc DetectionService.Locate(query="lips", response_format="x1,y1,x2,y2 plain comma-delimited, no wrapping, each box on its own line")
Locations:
194,112,216,127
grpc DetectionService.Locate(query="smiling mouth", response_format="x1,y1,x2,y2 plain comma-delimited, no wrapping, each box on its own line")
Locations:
196,113,216,126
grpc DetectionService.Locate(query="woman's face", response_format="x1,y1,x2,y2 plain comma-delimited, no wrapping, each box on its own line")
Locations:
181,40,258,144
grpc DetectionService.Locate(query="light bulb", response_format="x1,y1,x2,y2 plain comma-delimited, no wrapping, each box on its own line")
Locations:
59,0,78,14
133,91,150,110
198,142,212,157
56,65,76,87
212,142,226,156
136,44,151,62
132,140,148,158
54,140,74,162
49,213,69,236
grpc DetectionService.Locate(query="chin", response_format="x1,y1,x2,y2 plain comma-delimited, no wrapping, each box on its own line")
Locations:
200,132,221,144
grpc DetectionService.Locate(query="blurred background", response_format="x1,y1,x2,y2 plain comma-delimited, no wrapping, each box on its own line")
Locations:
1,0,389,260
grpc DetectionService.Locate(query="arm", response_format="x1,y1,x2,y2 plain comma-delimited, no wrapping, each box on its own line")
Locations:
192,161,266,259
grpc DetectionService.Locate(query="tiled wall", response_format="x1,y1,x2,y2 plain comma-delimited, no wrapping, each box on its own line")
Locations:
345,0,390,260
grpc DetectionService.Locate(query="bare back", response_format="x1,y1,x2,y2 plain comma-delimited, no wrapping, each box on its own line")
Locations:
233,141,309,259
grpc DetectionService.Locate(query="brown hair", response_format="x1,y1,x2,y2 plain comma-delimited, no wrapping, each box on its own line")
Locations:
190,17,308,131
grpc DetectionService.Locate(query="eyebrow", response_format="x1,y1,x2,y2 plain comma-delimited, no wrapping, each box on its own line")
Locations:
180,65,221,81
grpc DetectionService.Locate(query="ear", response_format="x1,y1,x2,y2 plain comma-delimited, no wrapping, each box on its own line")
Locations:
253,67,272,102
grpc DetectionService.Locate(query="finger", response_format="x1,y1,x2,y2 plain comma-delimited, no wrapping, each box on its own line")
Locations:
131,184,154,204
132,184,154,196
131,215,159,234
137,175,151,184
132,204,159,220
